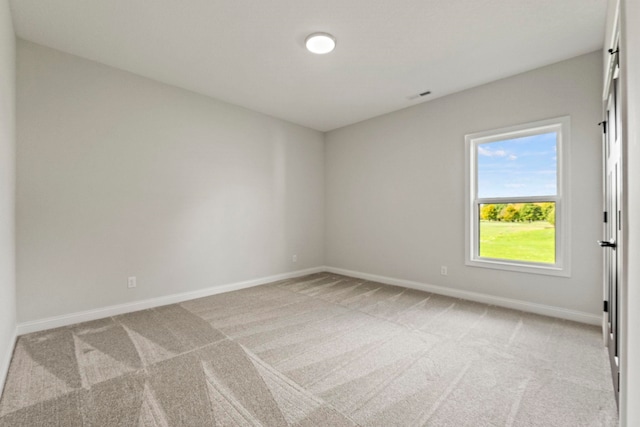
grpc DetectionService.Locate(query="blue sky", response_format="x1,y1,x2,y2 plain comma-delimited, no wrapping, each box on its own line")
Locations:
477,132,557,198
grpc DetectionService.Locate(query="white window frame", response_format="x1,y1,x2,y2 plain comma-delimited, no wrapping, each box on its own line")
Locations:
464,116,571,277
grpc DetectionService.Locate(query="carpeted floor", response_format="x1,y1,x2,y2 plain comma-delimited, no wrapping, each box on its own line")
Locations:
0,273,618,426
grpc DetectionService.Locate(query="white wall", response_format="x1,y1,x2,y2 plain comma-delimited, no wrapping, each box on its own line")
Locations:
621,0,639,423
0,0,16,393
16,41,325,323
326,52,603,316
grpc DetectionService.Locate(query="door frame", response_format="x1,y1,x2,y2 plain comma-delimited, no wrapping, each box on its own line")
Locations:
602,30,622,405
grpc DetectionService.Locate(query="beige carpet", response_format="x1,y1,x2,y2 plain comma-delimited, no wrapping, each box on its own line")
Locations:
0,273,618,426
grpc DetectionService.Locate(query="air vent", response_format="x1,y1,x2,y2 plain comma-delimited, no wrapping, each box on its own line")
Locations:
408,90,432,100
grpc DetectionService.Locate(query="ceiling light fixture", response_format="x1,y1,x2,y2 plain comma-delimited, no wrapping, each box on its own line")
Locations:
305,32,336,54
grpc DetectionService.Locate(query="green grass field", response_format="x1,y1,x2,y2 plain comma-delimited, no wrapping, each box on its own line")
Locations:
479,221,555,264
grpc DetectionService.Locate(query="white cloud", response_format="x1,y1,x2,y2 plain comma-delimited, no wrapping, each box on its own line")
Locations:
478,146,510,158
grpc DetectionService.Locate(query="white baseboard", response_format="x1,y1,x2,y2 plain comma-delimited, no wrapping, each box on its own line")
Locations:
325,266,601,325
16,266,325,335
16,264,600,336
0,328,17,399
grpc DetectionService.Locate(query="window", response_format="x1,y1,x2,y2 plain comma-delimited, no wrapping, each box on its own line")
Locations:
465,117,570,276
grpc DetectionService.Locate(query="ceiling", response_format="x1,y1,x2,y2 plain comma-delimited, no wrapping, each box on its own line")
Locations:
10,0,606,132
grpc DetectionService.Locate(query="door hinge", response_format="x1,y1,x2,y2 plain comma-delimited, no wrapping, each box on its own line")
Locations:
604,300,609,312
599,121,607,134
604,211,608,223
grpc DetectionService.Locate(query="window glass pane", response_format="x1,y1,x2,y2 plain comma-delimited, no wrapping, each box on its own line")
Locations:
478,202,556,264
477,132,557,198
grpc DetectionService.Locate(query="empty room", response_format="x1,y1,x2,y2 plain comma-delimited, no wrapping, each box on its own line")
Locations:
1,0,639,426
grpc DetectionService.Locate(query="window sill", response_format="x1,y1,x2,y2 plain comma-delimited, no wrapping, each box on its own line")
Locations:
465,258,570,277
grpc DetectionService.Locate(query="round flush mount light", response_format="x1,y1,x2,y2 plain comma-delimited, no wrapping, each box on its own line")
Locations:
305,32,336,54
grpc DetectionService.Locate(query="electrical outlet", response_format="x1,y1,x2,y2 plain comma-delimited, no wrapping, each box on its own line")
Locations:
292,254,298,263
128,276,137,288
440,266,448,276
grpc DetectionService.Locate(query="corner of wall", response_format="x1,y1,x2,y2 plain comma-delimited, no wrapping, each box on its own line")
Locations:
0,0,17,399
0,330,17,399
322,130,329,267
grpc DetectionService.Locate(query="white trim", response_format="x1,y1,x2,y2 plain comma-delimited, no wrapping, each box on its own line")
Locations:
464,116,572,277
15,264,600,336
16,267,324,335
325,266,600,325
0,329,17,399
602,2,620,101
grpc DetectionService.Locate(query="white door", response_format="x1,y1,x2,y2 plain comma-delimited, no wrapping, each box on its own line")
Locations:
600,44,621,405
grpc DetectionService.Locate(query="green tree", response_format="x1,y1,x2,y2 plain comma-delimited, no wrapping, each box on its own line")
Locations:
502,204,520,222
546,204,556,225
520,203,544,222
481,204,499,221
540,202,554,218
